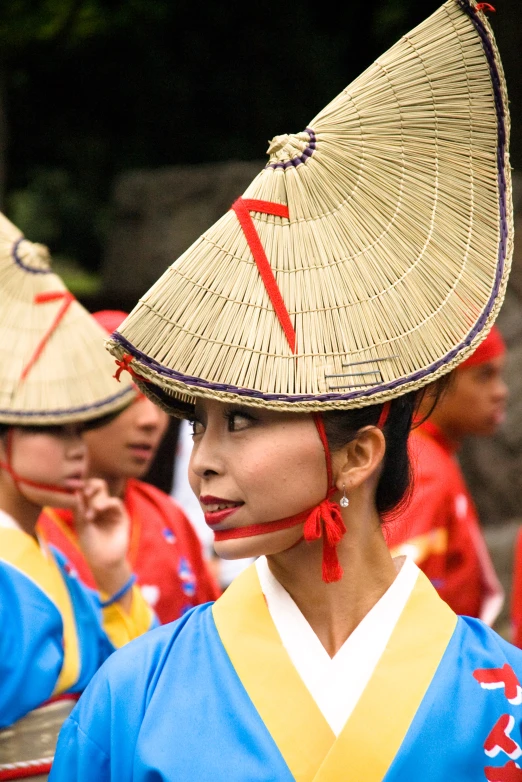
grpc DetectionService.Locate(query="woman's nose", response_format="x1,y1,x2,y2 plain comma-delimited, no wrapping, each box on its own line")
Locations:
190,429,223,478
67,435,88,460
135,398,165,430
494,376,509,402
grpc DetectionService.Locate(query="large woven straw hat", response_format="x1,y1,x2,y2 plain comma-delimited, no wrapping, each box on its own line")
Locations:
108,0,512,416
0,214,136,425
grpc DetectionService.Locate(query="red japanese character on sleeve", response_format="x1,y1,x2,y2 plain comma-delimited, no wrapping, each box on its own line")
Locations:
484,715,522,760
484,760,522,781
474,665,522,706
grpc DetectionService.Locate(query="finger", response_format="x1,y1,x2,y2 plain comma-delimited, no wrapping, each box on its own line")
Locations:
72,490,89,530
82,478,107,500
86,495,126,524
87,493,118,515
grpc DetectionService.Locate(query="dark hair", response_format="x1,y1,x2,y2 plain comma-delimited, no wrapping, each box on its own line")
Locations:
322,392,417,519
322,377,450,519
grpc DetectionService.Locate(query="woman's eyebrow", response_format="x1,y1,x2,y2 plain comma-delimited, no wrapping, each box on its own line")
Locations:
192,407,207,424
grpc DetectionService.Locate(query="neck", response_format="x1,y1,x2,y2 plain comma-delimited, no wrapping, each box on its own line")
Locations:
423,411,462,449
0,478,41,538
266,500,397,658
90,471,127,498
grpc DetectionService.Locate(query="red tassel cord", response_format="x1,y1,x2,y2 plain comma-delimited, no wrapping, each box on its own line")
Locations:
476,3,495,12
303,498,347,583
113,353,150,384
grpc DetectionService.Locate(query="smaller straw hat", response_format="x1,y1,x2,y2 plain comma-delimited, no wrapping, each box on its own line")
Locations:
107,0,512,417
0,214,136,425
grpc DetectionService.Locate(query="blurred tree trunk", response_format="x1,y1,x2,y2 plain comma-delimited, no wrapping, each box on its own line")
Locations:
493,0,522,170
0,70,7,210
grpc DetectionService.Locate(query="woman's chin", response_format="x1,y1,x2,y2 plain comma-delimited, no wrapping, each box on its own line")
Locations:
52,493,80,510
38,490,79,511
213,526,303,560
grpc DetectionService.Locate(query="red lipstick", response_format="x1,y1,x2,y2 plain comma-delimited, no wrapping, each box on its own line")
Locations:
200,495,244,528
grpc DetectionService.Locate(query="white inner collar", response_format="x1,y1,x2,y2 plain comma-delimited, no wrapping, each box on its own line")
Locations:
0,508,22,531
256,554,419,736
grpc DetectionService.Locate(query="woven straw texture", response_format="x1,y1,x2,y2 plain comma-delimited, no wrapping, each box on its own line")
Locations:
0,214,136,425
108,0,512,415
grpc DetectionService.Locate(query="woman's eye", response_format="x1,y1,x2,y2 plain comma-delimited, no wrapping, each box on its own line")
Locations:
189,419,204,436
226,412,253,432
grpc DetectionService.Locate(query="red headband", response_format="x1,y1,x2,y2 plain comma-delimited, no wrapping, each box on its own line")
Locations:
458,326,505,370
93,309,129,335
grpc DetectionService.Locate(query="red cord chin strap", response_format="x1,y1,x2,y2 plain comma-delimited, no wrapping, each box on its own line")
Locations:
304,413,347,582
213,403,392,583
377,401,391,429
0,428,76,496
3,290,81,496
214,413,346,582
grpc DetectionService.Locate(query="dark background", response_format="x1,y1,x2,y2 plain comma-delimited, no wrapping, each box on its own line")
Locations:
0,0,519,276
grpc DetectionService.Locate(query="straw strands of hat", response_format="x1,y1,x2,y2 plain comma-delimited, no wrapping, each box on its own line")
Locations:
0,214,136,425
108,0,512,416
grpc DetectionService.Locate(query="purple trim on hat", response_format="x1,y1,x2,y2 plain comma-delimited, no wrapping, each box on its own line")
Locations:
11,238,52,275
0,387,134,419
113,0,508,407
266,128,317,170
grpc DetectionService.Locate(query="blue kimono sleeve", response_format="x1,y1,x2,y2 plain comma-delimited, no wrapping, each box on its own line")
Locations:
0,549,153,728
0,562,64,726
49,614,198,782
51,707,111,781
50,605,296,782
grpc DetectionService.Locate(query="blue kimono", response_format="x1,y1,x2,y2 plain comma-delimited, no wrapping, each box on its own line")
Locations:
50,563,522,781
0,527,156,728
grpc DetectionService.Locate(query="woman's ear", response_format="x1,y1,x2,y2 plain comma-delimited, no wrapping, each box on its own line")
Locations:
332,426,386,494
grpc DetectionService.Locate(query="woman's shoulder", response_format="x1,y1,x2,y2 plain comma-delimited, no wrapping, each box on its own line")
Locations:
99,602,213,685
57,604,215,762
84,602,215,696
456,615,522,673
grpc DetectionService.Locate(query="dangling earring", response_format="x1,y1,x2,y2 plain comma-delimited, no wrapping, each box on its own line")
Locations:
340,484,349,508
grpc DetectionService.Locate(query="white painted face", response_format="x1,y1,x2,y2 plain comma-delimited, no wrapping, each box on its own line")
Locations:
188,400,328,560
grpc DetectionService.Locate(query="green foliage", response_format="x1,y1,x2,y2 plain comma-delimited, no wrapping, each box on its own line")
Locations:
6,166,108,270
1,0,517,276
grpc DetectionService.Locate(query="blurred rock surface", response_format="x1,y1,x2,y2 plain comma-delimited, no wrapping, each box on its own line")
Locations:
102,161,263,301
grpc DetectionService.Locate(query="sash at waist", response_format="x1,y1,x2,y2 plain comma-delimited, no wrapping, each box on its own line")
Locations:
0,696,78,781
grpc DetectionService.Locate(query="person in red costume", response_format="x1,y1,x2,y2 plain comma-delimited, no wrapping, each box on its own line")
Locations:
387,326,507,626
510,517,522,644
38,311,220,623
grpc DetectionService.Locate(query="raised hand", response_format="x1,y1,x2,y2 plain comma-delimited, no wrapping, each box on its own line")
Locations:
73,479,133,604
